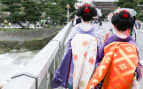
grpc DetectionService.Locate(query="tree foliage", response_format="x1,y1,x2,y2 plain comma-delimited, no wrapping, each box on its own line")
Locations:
23,0,42,23
117,0,137,8
1,0,42,28
137,0,143,4
42,0,76,24
117,0,143,21
0,0,76,27
1,0,24,24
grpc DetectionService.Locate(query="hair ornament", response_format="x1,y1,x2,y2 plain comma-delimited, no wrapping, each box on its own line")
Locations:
123,10,128,13
84,4,90,7
122,13,129,18
115,12,119,14
84,8,90,13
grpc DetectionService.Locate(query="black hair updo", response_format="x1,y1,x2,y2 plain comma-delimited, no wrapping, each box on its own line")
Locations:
111,10,133,31
76,4,97,21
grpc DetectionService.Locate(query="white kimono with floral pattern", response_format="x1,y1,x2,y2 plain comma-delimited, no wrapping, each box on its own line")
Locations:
71,34,97,89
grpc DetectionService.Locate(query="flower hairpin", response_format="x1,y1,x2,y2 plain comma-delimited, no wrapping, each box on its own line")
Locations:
122,13,129,18
84,8,90,13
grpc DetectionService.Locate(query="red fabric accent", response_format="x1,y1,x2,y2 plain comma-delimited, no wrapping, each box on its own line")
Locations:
84,51,87,58
84,8,90,13
89,57,94,65
73,54,78,60
115,12,119,14
82,41,88,46
123,10,128,13
84,4,90,7
122,13,129,18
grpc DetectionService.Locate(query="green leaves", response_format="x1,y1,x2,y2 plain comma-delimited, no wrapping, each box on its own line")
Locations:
44,0,75,24
117,0,143,21
137,0,143,4
117,0,137,8
0,0,76,26
1,0,42,27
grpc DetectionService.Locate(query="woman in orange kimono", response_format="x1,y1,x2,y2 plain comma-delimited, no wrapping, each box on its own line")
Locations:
86,10,142,89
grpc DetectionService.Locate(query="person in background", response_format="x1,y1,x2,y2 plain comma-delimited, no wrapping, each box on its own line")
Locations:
76,16,82,25
86,10,142,89
135,20,142,29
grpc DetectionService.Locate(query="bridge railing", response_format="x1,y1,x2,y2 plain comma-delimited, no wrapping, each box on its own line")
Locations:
2,22,72,89
135,29,143,62
135,28,143,89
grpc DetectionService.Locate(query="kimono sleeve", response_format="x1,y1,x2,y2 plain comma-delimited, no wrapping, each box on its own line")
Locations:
86,46,113,89
52,48,72,88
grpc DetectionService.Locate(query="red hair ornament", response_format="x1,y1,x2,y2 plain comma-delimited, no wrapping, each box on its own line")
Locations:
115,12,119,14
84,4,90,7
123,10,128,13
84,8,90,13
122,13,129,18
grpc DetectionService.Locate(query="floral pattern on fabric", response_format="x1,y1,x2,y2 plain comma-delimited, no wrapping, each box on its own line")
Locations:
71,34,97,89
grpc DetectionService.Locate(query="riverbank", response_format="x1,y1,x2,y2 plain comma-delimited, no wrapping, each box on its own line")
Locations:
0,27,63,53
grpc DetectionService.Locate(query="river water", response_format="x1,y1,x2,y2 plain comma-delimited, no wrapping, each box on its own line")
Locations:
0,50,39,87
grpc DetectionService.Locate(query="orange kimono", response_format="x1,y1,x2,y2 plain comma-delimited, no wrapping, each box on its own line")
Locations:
86,42,138,89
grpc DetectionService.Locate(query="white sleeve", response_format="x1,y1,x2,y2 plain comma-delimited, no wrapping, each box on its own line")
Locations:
64,27,77,46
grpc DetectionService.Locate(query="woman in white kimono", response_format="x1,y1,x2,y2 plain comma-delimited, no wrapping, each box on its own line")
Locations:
70,3,103,89
52,3,103,89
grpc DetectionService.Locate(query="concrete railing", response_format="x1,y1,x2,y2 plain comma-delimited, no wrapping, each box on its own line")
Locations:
135,29,143,61
2,22,72,89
